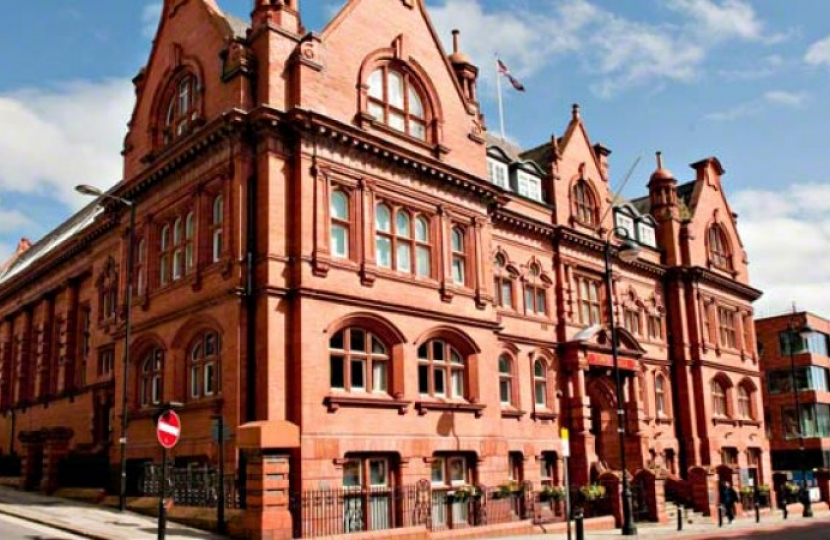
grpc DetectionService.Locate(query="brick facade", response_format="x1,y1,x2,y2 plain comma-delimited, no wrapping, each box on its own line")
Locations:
0,0,770,537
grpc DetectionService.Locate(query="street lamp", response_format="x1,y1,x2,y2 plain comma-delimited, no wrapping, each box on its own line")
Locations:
75,184,136,513
787,316,815,518
603,227,641,536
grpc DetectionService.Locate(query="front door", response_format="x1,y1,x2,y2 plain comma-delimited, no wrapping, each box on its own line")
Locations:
588,378,621,472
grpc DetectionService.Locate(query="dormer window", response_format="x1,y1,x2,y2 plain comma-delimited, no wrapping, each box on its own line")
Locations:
707,224,732,271
487,158,509,189
161,73,199,146
614,211,635,240
638,221,656,248
516,170,542,202
367,66,427,141
573,180,597,227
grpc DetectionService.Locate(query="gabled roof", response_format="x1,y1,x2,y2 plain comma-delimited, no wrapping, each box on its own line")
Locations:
520,141,553,170
0,202,102,286
629,180,696,218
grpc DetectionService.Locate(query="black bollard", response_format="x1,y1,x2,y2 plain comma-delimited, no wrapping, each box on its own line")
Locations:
755,501,760,523
677,504,683,531
718,504,723,527
575,509,585,540
783,503,788,520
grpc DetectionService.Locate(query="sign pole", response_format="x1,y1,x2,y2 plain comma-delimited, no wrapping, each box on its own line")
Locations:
217,415,226,534
561,428,572,540
158,445,168,540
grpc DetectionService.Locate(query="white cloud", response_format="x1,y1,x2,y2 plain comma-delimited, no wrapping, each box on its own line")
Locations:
429,0,780,98
142,2,162,39
734,184,830,317
805,36,830,69
0,79,132,209
718,54,785,80
705,90,806,121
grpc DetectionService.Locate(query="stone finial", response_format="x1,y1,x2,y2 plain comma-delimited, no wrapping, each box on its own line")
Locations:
16,238,32,254
656,151,663,170
572,103,580,120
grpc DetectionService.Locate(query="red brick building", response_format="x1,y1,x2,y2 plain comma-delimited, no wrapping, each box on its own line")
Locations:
757,312,830,482
0,0,769,537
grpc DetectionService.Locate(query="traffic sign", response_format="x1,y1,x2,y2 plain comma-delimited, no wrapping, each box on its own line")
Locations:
156,409,181,449
560,427,570,457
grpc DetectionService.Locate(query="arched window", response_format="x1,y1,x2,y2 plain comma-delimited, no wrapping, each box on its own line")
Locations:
708,225,732,271
159,225,171,285
451,227,466,286
711,379,728,417
163,74,199,145
185,211,195,271
140,347,164,407
498,355,513,406
190,332,220,399
655,374,667,417
172,217,184,280
367,66,427,141
738,385,752,419
414,216,431,278
330,190,350,258
524,262,547,316
212,195,224,263
494,254,514,309
330,328,389,393
418,340,464,398
534,360,548,408
573,180,597,226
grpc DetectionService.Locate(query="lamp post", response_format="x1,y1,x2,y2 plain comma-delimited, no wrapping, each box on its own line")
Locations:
602,227,641,536
76,184,136,513
787,316,814,518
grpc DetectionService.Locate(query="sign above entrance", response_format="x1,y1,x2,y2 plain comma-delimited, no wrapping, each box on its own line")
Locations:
587,353,638,371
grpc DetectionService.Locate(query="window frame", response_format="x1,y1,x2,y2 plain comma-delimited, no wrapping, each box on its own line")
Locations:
533,359,548,409
162,73,199,145
711,379,728,417
330,189,351,259
139,347,164,408
573,180,598,227
418,339,465,399
366,65,428,141
189,332,220,400
708,225,733,271
718,307,737,349
493,254,515,309
329,328,390,395
524,263,548,317
498,354,515,407
576,276,602,325
211,194,224,263
450,227,467,286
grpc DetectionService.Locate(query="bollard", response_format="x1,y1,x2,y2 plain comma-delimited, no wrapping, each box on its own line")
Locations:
755,501,760,523
677,504,683,531
575,509,585,540
718,504,723,527
783,503,788,520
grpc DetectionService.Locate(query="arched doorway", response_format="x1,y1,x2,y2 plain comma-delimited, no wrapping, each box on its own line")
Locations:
588,376,621,474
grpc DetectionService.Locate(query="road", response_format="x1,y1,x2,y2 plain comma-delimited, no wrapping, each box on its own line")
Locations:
0,512,86,540
683,520,830,539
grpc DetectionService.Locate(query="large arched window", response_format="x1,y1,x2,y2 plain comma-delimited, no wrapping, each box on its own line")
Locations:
140,347,164,407
367,66,427,140
330,190,350,259
190,332,220,399
573,180,597,226
212,195,224,263
711,379,728,417
163,74,199,145
708,225,732,271
498,355,514,406
655,374,667,417
330,328,389,394
534,360,548,408
418,340,464,398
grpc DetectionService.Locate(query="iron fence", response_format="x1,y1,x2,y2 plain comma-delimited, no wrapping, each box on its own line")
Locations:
139,463,240,509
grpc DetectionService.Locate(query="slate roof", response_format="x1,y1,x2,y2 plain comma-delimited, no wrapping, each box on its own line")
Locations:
0,202,102,286
629,180,695,217
225,14,249,39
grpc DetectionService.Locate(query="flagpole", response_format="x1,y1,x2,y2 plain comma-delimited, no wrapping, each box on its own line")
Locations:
496,58,506,140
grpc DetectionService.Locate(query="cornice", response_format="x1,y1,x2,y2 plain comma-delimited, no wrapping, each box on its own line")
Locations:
673,266,762,301
555,228,667,278
491,208,555,238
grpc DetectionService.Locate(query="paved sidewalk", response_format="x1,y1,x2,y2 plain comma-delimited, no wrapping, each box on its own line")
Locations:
0,486,227,540
499,508,830,539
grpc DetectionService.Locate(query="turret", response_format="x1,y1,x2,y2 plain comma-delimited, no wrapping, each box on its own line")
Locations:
448,29,479,105
252,0,302,35
648,151,678,222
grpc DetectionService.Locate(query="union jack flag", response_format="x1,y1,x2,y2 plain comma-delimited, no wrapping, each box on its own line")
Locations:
497,59,525,92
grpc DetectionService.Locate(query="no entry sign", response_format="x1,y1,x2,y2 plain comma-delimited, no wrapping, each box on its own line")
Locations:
156,409,181,449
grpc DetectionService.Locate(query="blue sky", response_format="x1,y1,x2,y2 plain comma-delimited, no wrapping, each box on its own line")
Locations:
1,0,829,316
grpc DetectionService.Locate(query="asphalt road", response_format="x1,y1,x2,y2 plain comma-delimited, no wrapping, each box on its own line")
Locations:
0,512,86,540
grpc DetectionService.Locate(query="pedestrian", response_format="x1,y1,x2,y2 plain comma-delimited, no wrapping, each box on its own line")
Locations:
721,481,738,523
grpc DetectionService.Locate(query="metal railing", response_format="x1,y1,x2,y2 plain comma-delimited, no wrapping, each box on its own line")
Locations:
139,463,240,509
